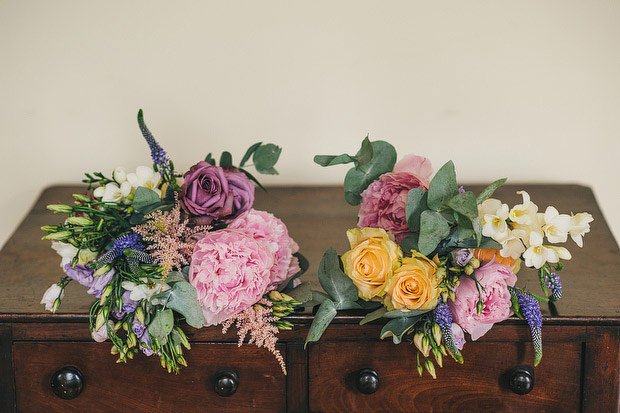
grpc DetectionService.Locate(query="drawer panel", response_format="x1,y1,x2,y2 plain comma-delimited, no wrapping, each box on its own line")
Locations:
309,340,582,412
14,342,286,412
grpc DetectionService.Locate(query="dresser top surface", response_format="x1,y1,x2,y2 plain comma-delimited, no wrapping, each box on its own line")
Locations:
1,184,619,321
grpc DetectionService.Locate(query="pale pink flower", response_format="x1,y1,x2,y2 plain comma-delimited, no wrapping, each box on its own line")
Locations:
393,154,434,187
189,229,274,326
449,260,517,341
228,209,300,287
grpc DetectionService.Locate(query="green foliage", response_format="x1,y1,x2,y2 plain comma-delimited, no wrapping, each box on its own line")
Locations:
445,191,478,219
405,188,428,232
359,307,388,325
132,187,162,214
286,281,313,303
477,178,507,204
305,299,337,348
427,161,458,211
148,308,174,344
240,142,262,167
418,210,451,255
317,248,358,308
314,153,357,167
343,140,397,205
219,151,233,168
253,143,282,175
156,281,205,329
380,316,421,344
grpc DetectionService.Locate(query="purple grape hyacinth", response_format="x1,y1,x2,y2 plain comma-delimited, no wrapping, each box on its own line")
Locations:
510,287,543,366
544,271,562,302
433,297,463,363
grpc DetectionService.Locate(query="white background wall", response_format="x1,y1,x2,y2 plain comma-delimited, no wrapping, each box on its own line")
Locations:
1,0,619,247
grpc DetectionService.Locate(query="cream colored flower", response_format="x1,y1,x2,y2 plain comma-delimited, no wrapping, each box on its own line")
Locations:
569,212,593,247
498,229,527,259
480,199,510,242
509,191,538,225
127,166,161,197
522,232,571,269
542,206,571,244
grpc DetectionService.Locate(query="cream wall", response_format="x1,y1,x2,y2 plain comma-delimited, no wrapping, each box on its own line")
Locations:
1,0,619,248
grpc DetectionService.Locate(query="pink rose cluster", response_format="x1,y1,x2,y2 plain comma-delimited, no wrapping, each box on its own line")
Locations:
357,154,434,242
189,209,300,326
449,260,517,341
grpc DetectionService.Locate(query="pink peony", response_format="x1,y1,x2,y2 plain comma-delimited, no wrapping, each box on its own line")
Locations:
449,260,517,340
189,229,274,326
358,172,429,242
228,209,300,287
393,154,433,188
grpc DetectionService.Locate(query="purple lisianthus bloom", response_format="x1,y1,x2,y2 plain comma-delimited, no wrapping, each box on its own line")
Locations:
451,248,473,267
92,320,114,343
139,330,155,356
132,317,146,338
87,268,115,298
113,291,138,319
179,161,254,225
64,263,95,288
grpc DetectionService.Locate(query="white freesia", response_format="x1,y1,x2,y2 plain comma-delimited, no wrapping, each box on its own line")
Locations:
478,199,503,217
569,212,593,247
113,166,127,184
509,191,538,225
100,182,132,203
41,283,64,312
127,166,161,197
122,278,171,302
523,231,571,269
499,229,527,259
93,186,105,199
542,206,571,244
481,202,510,242
51,241,78,268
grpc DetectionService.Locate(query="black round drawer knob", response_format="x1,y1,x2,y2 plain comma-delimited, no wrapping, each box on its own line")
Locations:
356,368,380,394
50,366,84,399
214,370,239,397
509,365,535,395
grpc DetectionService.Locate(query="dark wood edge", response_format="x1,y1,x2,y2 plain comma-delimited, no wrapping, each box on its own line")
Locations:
583,326,620,412
0,324,16,413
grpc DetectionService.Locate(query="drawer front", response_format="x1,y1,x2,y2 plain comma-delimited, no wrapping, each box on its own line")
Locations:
14,342,286,412
309,340,582,412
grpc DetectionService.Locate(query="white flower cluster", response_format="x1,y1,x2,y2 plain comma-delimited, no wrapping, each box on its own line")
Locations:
93,166,161,204
479,191,593,269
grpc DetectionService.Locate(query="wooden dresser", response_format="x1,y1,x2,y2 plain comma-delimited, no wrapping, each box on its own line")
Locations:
1,185,619,412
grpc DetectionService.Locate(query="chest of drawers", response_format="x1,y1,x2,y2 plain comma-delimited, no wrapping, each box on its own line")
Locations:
1,185,619,412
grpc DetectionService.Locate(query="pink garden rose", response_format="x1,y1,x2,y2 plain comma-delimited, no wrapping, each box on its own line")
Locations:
189,229,274,326
179,162,255,225
449,260,517,340
358,172,429,243
393,154,433,188
229,209,301,287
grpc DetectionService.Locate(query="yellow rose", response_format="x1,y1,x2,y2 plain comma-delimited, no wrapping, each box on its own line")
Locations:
341,228,403,301
384,251,440,311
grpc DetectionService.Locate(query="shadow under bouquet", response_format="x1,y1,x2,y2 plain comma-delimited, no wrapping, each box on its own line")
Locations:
40,111,309,374
306,137,593,378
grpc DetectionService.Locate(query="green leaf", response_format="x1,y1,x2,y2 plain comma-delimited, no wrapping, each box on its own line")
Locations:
445,191,478,219
240,142,262,167
418,210,451,255
383,308,430,318
132,187,162,213
204,153,216,165
472,216,483,247
406,188,428,231
400,234,419,256
163,271,187,283
427,161,458,211
477,178,507,204
305,299,337,348
253,143,282,175
219,151,233,168
148,309,174,342
162,281,204,328
477,236,502,249
318,248,358,307
356,136,374,168
313,154,356,167
287,282,313,303
343,140,397,206
360,307,387,325
379,316,421,344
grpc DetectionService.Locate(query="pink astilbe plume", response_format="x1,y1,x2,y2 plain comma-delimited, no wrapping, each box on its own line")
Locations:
221,298,286,374
133,205,210,276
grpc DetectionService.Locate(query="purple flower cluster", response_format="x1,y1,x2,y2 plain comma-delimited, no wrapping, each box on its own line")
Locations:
451,248,473,267
544,271,562,302
433,297,463,363
138,109,170,175
97,232,145,264
511,287,543,365
64,263,115,298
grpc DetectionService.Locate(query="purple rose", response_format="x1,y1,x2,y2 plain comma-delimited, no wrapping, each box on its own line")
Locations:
451,249,473,267
87,268,115,298
64,263,95,287
179,162,254,224
113,290,137,319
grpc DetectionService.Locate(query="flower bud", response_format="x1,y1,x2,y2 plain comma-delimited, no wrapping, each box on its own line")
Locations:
441,291,449,303
72,193,92,202
448,290,456,301
113,167,127,184
101,284,113,300
93,264,112,277
175,327,191,350
160,355,166,369
464,265,474,275
47,204,73,214
127,351,134,359
52,298,61,313
433,348,443,368
269,290,283,302
135,307,145,324
95,311,106,331
476,300,484,315
417,362,423,377
111,345,119,355
413,332,424,353
127,332,137,348
439,344,447,356
435,266,447,279
424,359,437,379
421,336,431,358
431,323,442,347
122,322,129,331
272,311,286,318
280,293,295,302
178,356,187,367
42,231,72,241
451,248,473,267
40,225,59,232
66,216,94,226
469,257,480,269
114,321,122,332
67,238,80,247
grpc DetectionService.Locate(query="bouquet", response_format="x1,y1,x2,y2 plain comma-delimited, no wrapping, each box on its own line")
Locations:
40,110,309,374
306,137,593,378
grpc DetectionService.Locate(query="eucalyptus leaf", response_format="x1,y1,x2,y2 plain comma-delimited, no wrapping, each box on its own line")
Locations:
445,191,478,219
418,210,451,255
400,234,419,256
204,153,216,165
164,271,187,283
472,216,483,247
477,178,507,204
253,143,282,175
406,188,428,231
359,307,387,325
383,308,431,318
219,151,233,168
318,248,358,305
379,316,421,344
287,282,313,303
148,309,174,342
313,154,356,167
305,299,337,348
427,161,458,211
240,142,262,167
162,281,204,328
356,136,374,168
133,187,162,213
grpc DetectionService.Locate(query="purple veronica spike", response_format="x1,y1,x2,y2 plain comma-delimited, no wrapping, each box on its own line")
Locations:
544,271,562,302
96,232,145,265
433,297,463,363
138,109,171,175
510,287,543,366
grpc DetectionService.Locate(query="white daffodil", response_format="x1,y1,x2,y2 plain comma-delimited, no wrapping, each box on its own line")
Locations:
51,241,78,268
127,166,161,197
523,231,571,269
499,229,527,259
113,166,127,184
509,191,538,225
481,201,510,242
542,206,571,244
122,278,171,303
568,212,593,247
